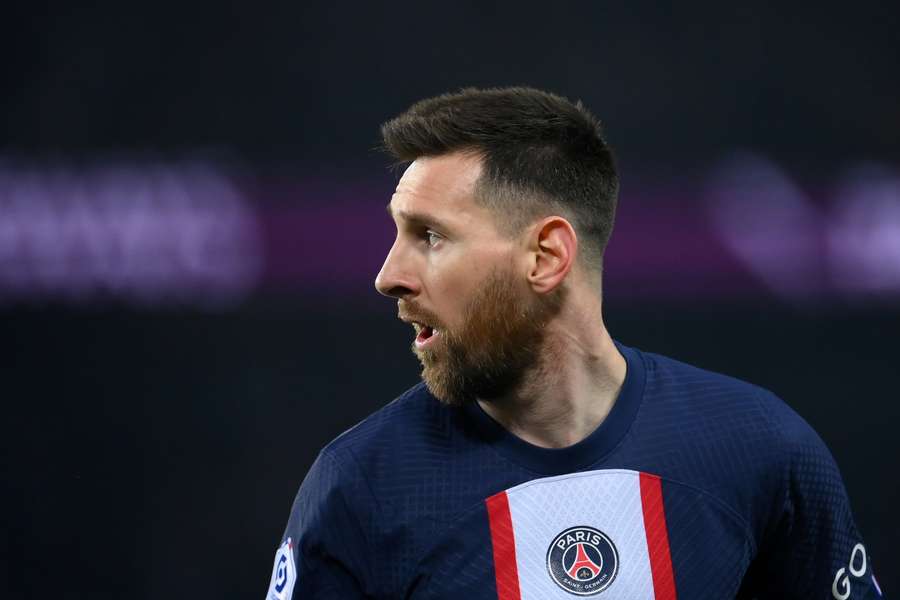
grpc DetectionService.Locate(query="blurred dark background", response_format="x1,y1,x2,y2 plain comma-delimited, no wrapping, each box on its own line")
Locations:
2,1,898,598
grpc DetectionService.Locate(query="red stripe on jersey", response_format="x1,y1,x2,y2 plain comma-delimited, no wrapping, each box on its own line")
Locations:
486,491,522,600
640,472,677,600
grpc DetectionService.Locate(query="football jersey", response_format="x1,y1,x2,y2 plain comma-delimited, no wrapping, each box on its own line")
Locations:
266,343,883,599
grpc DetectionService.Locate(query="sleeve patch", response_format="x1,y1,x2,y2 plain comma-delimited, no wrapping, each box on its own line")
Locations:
266,537,297,600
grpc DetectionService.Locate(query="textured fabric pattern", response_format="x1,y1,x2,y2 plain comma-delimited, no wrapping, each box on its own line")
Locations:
501,469,657,599
268,343,881,599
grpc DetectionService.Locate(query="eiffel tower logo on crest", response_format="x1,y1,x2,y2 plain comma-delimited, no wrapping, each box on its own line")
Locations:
566,542,603,580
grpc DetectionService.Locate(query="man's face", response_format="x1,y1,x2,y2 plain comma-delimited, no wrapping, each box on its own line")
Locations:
375,153,561,406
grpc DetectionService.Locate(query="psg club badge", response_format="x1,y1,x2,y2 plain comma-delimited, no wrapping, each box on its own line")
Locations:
546,526,619,595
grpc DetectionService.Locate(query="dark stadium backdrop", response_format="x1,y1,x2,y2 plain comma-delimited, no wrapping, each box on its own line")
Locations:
2,1,897,597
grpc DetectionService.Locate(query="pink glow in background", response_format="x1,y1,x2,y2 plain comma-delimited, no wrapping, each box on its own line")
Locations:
1,156,899,307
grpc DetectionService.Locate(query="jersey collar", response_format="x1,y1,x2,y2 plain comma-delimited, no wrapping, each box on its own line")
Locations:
460,341,646,476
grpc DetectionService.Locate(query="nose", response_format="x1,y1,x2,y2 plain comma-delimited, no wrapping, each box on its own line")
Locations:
374,241,419,299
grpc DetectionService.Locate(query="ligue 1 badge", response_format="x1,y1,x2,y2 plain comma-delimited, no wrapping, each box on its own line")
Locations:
266,537,297,600
546,526,619,595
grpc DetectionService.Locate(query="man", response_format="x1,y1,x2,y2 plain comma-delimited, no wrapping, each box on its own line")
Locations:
266,87,882,599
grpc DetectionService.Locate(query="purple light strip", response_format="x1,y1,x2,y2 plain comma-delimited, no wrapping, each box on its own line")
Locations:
1,157,898,307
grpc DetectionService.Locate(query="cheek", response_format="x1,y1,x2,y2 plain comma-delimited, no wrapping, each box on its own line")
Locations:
426,243,512,322
431,278,472,327
427,265,480,324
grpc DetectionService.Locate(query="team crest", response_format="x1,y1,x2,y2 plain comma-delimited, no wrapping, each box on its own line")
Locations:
546,526,619,595
266,537,297,600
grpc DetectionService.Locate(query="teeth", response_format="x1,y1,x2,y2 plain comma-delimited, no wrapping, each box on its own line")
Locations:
408,321,439,338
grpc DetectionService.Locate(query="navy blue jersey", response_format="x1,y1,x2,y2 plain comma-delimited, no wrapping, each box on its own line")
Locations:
265,344,882,599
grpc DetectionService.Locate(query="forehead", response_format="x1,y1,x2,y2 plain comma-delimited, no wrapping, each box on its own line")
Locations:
389,153,487,225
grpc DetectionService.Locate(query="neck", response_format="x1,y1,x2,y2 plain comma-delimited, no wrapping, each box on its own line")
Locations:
476,301,626,449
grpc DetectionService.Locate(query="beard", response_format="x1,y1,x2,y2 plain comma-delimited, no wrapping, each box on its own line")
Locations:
403,266,564,407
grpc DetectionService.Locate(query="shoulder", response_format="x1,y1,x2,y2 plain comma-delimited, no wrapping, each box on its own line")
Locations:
311,381,466,507
320,381,451,464
293,382,446,523
631,348,834,537
284,388,444,599
312,380,504,524
641,348,767,400
638,348,812,446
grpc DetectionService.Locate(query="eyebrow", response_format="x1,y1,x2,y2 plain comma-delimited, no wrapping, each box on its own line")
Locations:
385,204,452,232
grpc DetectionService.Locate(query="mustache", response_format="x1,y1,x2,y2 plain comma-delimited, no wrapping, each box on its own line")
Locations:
397,300,444,329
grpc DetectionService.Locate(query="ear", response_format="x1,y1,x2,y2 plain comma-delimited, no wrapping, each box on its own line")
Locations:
526,216,577,294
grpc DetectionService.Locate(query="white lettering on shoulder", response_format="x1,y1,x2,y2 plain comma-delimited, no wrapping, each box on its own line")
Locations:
832,543,867,599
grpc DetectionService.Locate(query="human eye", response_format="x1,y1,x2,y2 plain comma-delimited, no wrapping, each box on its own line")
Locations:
424,230,443,248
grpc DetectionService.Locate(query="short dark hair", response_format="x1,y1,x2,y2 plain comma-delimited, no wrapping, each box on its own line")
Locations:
380,86,619,270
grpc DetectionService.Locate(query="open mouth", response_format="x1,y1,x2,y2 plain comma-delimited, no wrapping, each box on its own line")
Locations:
412,322,441,349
